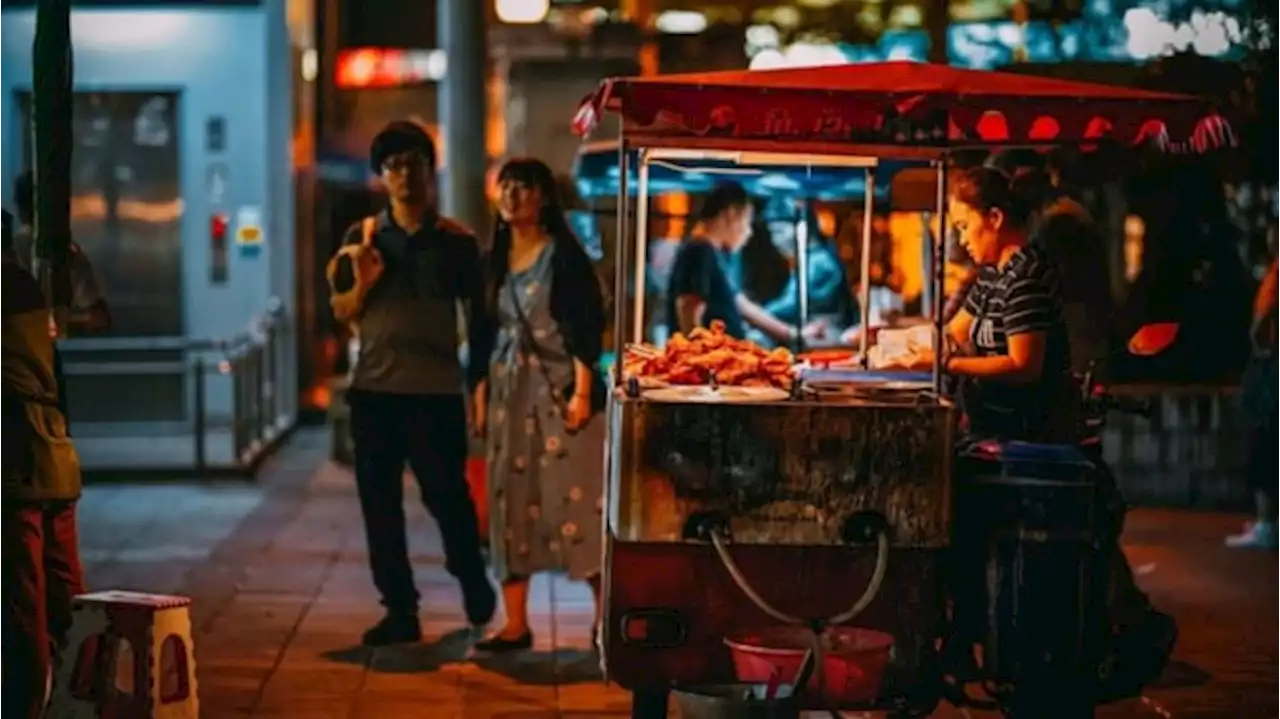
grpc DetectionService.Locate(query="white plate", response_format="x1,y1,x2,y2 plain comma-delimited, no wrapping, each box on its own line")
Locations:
643,385,790,403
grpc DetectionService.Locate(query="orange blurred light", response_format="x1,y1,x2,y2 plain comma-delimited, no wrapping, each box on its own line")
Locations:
336,48,382,88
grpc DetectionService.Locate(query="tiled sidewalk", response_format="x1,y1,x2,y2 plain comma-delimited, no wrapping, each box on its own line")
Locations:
74,430,1277,718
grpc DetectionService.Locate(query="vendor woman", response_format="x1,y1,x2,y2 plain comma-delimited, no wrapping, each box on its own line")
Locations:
912,166,1076,441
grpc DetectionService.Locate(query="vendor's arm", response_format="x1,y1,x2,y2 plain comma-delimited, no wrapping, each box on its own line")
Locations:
736,294,796,343
947,271,1055,384
946,308,976,354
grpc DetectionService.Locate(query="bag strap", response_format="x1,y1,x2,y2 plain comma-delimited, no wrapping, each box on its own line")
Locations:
506,280,569,415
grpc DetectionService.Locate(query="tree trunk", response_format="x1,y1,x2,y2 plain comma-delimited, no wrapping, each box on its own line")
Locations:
32,0,73,334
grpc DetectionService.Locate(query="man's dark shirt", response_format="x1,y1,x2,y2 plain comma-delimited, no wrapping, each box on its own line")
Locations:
963,245,1074,439
666,240,745,339
338,210,490,396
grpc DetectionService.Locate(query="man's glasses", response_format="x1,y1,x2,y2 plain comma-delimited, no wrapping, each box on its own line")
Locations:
382,152,427,174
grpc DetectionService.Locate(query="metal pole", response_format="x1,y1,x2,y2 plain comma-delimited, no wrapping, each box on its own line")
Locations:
632,150,652,346
858,168,875,366
31,0,73,333
265,319,278,432
438,0,489,235
612,137,629,387
232,348,246,462
933,162,948,395
795,214,809,353
253,344,266,445
193,357,207,474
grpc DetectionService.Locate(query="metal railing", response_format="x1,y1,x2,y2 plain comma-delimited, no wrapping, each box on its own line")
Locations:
61,299,295,477
195,299,291,473
1101,384,1251,509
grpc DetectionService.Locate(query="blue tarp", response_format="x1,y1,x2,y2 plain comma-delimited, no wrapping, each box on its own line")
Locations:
572,146,926,203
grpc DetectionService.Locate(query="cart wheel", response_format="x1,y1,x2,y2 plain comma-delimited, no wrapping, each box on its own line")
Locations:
630,688,670,719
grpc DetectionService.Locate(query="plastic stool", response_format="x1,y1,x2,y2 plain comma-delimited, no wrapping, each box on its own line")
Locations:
47,590,199,719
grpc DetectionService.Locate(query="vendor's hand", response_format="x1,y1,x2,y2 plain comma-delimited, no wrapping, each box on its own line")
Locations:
908,347,936,370
882,348,935,371
564,393,591,433
801,319,830,341
470,381,487,437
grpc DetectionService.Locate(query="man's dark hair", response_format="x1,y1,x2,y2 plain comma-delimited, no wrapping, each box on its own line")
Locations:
13,171,33,223
696,182,751,223
369,121,436,173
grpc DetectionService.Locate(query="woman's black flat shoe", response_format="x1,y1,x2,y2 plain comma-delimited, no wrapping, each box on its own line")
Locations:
474,631,534,653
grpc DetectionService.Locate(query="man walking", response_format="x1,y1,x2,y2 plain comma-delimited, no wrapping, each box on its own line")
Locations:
2,210,86,718
328,121,495,645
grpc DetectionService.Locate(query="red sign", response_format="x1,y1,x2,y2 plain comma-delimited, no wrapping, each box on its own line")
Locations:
335,48,445,89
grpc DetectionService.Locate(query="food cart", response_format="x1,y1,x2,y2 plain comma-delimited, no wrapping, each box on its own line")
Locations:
570,61,1227,718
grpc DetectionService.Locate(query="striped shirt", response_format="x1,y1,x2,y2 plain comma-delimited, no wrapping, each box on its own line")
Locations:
962,245,1074,440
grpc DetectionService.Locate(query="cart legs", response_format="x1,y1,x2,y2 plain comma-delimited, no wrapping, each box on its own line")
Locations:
629,688,670,719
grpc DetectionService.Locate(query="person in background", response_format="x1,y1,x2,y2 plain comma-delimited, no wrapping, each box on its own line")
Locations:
472,158,607,652
667,183,816,344
10,171,113,424
1226,255,1278,549
327,121,495,646
2,210,86,719
760,197,857,337
986,151,1113,372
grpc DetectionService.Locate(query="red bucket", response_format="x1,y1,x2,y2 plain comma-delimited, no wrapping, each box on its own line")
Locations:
466,456,488,537
724,626,893,703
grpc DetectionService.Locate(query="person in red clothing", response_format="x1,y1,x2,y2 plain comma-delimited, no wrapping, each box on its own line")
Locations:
2,210,87,719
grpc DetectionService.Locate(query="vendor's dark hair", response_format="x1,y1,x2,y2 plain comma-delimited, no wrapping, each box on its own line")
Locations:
696,182,750,223
369,120,436,173
950,166,1032,228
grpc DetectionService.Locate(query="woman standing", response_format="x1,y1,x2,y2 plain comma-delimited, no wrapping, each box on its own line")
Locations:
473,158,607,651
1226,255,1278,549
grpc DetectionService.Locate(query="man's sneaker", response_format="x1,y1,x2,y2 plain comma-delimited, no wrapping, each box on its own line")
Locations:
1225,521,1279,549
361,613,422,646
461,576,497,628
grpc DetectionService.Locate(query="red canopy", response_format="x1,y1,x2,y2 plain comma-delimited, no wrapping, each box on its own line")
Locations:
573,62,1232,157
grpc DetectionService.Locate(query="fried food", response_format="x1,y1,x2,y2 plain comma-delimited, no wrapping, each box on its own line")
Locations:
622,319,795,388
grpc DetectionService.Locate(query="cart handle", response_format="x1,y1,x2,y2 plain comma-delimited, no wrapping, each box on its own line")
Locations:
709,525,889,716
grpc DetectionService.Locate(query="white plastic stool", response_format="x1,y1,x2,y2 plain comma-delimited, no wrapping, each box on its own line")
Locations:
47,590,199,719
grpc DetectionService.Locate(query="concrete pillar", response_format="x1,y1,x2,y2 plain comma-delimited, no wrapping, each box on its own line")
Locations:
438,0,489,236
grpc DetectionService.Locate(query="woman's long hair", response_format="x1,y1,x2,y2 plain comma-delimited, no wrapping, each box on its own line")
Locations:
486,158,591,286
486,157,597,311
